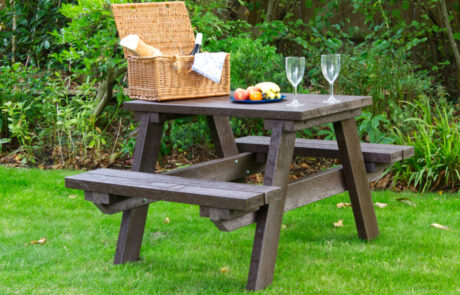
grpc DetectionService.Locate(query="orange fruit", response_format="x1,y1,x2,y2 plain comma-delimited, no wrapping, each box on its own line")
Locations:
249,91,263,101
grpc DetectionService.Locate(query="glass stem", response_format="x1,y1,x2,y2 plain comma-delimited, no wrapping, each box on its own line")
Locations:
294,85,297,98
330,82,334,98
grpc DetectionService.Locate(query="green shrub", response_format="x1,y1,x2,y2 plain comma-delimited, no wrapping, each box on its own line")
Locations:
0,0,76,67
0,64,124,166
50,0,127,81
391,99,460,192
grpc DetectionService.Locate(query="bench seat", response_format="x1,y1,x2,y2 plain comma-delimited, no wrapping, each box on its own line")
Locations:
65,168,281,211
236,136,414,164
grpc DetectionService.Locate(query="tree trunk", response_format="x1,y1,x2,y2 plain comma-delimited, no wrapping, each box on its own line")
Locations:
439,0,460,97
265,0,275,22
10,0,16,63
92,66,127,119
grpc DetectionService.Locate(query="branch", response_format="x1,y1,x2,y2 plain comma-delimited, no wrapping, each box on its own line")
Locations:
92,66,127,119
10,0,16,63
265,0,275,22
414,0,442,28
439,0,460,70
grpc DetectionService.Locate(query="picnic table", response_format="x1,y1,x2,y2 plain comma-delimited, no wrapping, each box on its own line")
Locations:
66,93,413,291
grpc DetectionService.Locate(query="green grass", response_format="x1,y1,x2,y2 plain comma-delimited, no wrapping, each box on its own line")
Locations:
0,166,459,294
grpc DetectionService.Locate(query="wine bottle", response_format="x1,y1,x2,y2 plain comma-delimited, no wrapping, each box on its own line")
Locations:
190,33,202,55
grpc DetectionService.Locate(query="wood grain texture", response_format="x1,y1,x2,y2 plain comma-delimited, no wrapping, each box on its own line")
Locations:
236,136,414,164
284,166,345,211
131,114,164,173
84,191,125,205
164,152,264,181
133,112,189,123
246,121,296,291
212,212,257,232
264,108,361,131
210,164,391,230
114,113,163,264
66,168,281,211
95,198,149,215
206,116,239,157
114,205,149,264
123,94,372,121
209,207,258,221
334,118,379,240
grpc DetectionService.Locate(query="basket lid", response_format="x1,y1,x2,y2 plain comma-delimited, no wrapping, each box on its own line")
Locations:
112,2,195,56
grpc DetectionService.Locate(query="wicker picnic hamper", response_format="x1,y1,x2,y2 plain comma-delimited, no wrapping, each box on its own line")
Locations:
112,2,230,101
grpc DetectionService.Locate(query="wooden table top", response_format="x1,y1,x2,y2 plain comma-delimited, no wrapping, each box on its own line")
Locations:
123,93,372,121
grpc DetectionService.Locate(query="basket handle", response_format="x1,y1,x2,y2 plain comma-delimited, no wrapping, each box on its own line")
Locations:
173,55,193,75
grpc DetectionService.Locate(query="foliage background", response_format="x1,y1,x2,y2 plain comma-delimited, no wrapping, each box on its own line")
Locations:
0,0,458,192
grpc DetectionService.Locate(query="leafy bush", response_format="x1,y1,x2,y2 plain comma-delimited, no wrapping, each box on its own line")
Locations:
208,35,287,89
0,0,457,193
50,0,127,81
0,64,126,167
0,0,76,67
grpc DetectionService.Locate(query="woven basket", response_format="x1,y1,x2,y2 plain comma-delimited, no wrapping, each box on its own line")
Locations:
112,2,230,101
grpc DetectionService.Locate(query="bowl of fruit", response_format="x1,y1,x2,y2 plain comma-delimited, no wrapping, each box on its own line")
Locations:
231,82,284,103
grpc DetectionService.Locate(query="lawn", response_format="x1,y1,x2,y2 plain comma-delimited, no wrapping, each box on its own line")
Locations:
0,166,459,294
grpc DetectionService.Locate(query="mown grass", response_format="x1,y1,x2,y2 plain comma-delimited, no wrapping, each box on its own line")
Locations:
0,166,459,294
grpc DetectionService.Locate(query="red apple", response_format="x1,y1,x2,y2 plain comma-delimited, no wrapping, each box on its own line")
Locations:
246,86,261,93
234,88,249,100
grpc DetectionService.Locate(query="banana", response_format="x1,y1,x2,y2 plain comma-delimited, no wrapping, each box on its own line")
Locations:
255,82,281,100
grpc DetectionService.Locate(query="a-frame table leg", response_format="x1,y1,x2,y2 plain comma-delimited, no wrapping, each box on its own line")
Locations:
206,116,239,157
333,118,379,240
246,121,296,291
114,113,164,264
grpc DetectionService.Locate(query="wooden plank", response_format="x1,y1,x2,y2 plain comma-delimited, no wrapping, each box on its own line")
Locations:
123,94,372,121
200,206,211,217
66,169,282,211
246,121,296,291
209,207,258,221
213,212,257,232
284,166,344,211
115,205,149,264
95,198,151,215
84,191,126,205
206,116,239,157
133,112,188,123
131,114,164,173
164,152,264,181
334,118,379,240
210,164,390,230
80,168,278,197
114,113,163,264
264,109,361,131
236,136,414,164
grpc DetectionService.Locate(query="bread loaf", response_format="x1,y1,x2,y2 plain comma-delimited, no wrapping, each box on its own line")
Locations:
120,34,162,57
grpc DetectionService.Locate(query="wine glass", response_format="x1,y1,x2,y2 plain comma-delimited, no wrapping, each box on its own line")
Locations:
321,54,341,104
285,56,305,107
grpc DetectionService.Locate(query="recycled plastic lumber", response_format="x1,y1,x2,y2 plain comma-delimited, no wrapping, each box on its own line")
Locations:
123,94,372,121
211,163,390,232
65,168,281,211
83,152,265,215
236,136,414,165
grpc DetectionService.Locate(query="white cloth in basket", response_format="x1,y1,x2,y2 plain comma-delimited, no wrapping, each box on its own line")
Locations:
191,52,227,83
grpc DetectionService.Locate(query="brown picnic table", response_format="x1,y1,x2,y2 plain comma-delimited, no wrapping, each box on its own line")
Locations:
65,93,413,291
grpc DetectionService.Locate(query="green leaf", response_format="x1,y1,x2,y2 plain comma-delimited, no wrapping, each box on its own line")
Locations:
454,32,460,41
402,0,410,10
43,40,50,49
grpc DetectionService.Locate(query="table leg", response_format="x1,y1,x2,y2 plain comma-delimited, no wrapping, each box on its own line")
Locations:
333,118,379,240
206,116,239,157
114,113,164,264
246,121,296,291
